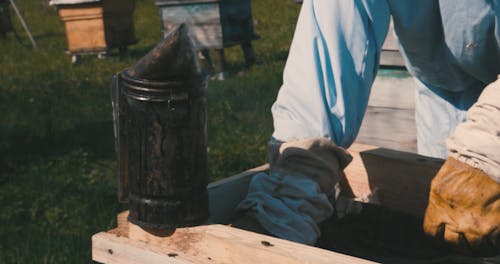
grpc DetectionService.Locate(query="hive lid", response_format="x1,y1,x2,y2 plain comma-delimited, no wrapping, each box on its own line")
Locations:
49,0,100,5
155,0,219,6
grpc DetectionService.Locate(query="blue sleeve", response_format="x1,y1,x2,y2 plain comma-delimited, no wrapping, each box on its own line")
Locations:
271,0,391,148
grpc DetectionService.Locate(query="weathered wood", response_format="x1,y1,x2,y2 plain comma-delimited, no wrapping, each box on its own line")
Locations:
369,71,415,110
380,18,406,67
93,212,377,264
344,144,443,217
206,143,441,222
379,50,405,67
92,143,444,263
357,69,417,153
157,3,223,49
357,107,417,153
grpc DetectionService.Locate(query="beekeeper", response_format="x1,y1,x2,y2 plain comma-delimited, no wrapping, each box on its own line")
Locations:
236,0,500,255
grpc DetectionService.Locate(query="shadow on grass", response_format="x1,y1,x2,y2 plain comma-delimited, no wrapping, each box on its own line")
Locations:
270,49,290,62
115,42,158,59
1,120,116,167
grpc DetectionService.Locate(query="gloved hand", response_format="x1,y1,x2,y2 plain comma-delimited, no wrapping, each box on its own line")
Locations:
423,77,500,256
234,137,352,245
423,157,500,255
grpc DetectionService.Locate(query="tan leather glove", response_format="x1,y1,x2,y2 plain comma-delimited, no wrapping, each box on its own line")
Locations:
423,157,500,256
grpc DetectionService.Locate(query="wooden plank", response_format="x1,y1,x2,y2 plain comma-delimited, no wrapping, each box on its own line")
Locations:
205,144,442,221
357,69,417,153
344,144,443,217
379,50,405,67
380,18,406,67
357,107,417,153
185,24,223,49
92,143,445,263
206,143,441,221
58,5,103,19
92,212,377,264
369,70,415,110
158,4,220,25
342,144,378,197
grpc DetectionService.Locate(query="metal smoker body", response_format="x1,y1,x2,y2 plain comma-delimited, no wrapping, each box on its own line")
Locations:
111,25,208,232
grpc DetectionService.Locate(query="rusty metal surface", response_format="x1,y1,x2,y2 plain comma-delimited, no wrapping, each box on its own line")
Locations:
111,24,209,231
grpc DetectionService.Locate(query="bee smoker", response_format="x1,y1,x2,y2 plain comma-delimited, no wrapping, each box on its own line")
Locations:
111,24,209,234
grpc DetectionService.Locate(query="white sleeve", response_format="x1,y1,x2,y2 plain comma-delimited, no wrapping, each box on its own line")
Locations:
447,76,500,182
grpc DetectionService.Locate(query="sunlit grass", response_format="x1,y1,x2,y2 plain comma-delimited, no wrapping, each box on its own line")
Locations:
0,0,300,262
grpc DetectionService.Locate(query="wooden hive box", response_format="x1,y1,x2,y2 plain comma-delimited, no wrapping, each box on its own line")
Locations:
380,19,405,67
58,3,107,55
155,0,257,50
55,0,136,58
92,143,473,264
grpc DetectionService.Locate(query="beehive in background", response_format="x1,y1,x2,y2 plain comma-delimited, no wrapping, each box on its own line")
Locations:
51,0,137,62
155,0,257,49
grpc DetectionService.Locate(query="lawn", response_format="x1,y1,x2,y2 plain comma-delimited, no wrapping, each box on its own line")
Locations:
0,0,300,262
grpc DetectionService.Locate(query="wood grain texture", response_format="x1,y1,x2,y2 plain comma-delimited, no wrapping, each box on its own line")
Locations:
158,4,223,49
346,145,443,217
93,212,377,264
206,143,441,221
357,107,417,153
379,50,405,67
93,143,444,263
380,18,406,67
357,70,417,153
58,6,106,52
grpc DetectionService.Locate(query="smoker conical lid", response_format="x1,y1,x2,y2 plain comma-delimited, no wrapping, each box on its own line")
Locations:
126,24,202,83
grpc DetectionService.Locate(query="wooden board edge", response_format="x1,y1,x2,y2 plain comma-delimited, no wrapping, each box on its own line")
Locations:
92,231,196,264
208,164,269,223
208,164,269,189
207,143,443,220
92,143,448,263
93,216,378,264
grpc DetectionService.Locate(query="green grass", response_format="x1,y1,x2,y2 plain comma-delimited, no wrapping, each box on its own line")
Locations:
0,0,300,262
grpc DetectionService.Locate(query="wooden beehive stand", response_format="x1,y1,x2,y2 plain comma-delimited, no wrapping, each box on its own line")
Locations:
92,143,447,263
